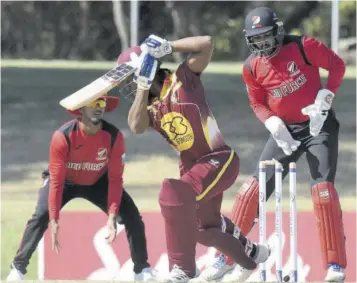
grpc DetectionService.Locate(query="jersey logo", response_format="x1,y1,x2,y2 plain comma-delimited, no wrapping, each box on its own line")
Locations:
96,148,108,161
161,112,194,151
287,61,300,77
67,162,106,171
271,74,307,98
208,158,220,168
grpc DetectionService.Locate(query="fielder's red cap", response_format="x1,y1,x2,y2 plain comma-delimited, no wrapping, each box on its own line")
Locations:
67,95,120,116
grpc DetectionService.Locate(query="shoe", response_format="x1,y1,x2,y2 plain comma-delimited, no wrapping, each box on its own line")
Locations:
252,243,271,264
161,264,197,283
222,243,271,282
197,252,236,281
325,263,345,282
6,264,24,281
134,267,156,281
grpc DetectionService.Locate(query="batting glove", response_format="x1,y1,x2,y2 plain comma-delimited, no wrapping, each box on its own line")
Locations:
301,89,335,136
141,34,173,59
265,116,301,156
133,52,158,90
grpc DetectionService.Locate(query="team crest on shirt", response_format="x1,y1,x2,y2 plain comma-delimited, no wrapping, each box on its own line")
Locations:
287,61,300,77
96,148,108,161
161,112,194,151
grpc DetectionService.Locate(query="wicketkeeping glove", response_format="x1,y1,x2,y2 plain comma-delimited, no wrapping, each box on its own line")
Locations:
141,34,173,59
301,89,335,137
133,52,158,90
265,116,301,156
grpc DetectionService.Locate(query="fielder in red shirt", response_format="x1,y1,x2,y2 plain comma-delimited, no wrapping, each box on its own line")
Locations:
116,35,271,283
6,96,154,281
202,7,347,283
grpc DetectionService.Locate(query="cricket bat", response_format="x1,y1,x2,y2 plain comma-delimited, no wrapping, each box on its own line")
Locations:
59,62,136,111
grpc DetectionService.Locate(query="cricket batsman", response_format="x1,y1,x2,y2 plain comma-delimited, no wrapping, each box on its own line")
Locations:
200,7,347,282
6,96,154,281
116,35,271,283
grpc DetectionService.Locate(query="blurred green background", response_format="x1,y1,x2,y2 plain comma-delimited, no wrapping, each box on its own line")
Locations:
1,1,356,64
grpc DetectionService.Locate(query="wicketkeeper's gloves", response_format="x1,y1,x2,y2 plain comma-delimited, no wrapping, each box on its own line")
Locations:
265,116,301,156
301,89,335,137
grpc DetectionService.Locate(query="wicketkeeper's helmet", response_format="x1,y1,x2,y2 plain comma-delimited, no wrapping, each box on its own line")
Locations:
243,7,284,57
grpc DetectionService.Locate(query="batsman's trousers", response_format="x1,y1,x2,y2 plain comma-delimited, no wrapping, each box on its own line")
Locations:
160,147,257,276
181,148,240,227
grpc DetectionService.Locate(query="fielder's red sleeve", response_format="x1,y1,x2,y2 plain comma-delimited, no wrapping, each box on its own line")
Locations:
303,36,346,94
107,131,125,215
48,131,68,220
242,64,275,124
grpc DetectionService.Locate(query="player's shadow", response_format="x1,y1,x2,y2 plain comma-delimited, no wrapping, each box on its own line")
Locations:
1,67,356,197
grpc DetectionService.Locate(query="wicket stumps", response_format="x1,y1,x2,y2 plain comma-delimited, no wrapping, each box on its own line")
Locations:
258,160,298,282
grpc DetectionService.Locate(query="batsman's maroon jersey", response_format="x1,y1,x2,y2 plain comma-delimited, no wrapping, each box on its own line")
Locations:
48,119,125,220
243,35,346,125
148,62,228,168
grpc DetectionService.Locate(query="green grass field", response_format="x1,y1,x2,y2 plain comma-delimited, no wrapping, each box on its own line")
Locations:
1,60,356,279
1,59,356,78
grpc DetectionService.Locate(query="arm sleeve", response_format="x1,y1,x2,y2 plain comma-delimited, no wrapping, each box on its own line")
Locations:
175,60,201,89
302,36,346,94
48,131,68,220
107,131,125,215
243,64,275,124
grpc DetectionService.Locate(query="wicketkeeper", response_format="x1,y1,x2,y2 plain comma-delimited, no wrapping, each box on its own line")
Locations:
200,7,347,283
6,96,154,281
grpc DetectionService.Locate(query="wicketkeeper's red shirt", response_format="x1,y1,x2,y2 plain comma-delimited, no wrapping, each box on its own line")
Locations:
243,35,346,125
48,119,125,220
